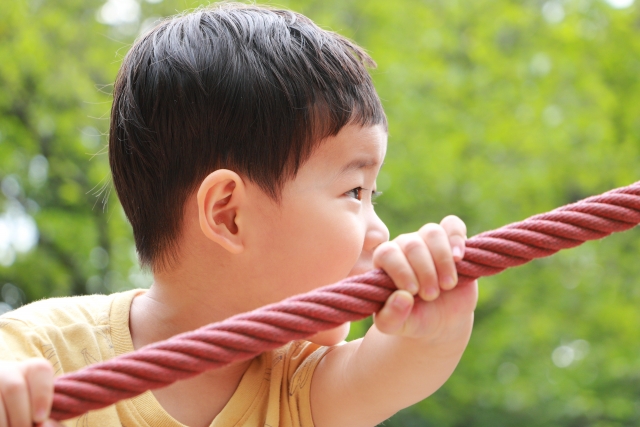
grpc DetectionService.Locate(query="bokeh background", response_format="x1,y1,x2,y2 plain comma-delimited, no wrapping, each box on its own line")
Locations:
2,0,640,425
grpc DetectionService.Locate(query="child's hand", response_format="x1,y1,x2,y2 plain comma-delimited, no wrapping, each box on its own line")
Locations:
0,359,61,427
311,216,477,426
372,215,478,341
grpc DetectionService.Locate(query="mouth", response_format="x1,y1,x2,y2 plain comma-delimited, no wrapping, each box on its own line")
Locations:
347,260,373,278
348,270,366,277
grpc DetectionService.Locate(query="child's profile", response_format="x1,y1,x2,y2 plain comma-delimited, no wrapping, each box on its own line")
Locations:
0,3,477,426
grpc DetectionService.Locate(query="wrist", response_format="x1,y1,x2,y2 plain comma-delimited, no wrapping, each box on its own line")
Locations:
372,314,474,353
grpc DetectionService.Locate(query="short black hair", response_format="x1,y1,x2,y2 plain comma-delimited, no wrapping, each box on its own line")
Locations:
109,3,387,271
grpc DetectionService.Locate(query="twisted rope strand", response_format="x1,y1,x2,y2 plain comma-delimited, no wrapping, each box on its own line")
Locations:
50,182,640,420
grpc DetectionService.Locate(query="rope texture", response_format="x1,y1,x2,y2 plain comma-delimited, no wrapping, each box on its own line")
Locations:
51,181,640,420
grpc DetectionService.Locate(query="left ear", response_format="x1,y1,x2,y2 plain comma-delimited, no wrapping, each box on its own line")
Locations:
196,169,246,254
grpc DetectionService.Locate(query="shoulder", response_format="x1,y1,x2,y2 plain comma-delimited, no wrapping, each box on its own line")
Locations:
259,341,336,426
0,290,142,365
275,340,335,394
1,292,124,329
275,341,327,368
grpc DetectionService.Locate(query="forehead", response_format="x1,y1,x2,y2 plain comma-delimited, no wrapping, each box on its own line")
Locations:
309,124,388,170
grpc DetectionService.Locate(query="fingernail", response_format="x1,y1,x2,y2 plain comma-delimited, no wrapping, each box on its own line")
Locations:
423,287,439,301
452,246,463,259
407,282,418,294
443,275,457,288
35,409,47,423
392,293,411,310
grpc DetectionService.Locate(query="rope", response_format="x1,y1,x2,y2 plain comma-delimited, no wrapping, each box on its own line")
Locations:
50,181,640,421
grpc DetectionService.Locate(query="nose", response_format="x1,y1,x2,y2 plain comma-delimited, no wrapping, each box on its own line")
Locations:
363,206,389,253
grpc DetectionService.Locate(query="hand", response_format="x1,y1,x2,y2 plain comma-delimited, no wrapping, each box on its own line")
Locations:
307,322,351,346
372,215,478,341
0,359,62,427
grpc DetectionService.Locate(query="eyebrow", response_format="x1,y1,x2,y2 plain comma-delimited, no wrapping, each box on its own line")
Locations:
339,158,382,174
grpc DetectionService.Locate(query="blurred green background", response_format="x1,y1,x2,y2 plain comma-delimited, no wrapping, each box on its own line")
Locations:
2,0,640,425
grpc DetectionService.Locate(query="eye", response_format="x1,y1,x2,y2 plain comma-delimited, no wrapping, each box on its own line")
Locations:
345,188,381,202
345,187,364,201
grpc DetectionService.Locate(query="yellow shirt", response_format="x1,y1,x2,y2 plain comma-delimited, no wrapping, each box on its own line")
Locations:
0,290,330,426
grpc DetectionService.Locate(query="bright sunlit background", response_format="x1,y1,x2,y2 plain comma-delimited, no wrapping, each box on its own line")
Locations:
2,0,640,425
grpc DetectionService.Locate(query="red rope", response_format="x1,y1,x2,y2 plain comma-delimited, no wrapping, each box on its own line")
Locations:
50,181,640,420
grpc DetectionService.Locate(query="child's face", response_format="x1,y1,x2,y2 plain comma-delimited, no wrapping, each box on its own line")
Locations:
244,124,389,315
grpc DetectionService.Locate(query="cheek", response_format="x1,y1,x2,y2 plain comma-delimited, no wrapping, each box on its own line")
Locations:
307,215,363,282
277,203,365,290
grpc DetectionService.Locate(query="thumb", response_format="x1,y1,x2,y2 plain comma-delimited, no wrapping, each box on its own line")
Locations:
39,420,65,427
373,290,414,335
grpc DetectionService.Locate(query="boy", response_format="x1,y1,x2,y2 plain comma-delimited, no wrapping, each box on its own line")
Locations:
0,3,478,427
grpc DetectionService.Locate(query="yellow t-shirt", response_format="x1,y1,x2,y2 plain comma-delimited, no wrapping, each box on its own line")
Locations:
0,290,330,427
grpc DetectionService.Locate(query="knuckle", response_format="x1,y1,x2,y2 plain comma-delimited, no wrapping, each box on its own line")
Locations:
450,234,466,246
400,237,424,255
374,318,391,335
416,265,437,280
432,246,452,262
395,267,417,285
2,377,25,395
418,276,439,292
441,215,467,234
392,233,412,246
27,359,53,375
420,223,445,240
374,242,398,259
442,214,462,224
374,310,399,335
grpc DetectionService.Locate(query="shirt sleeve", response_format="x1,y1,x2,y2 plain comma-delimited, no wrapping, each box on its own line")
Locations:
0,317,46,361
280,341,335,427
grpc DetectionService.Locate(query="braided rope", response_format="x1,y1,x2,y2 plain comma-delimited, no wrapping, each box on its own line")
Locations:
50,181,640,420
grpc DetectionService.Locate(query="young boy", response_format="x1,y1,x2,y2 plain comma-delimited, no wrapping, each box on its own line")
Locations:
0,3,478,427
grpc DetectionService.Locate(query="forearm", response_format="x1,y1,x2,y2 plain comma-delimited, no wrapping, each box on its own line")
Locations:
311,314,474,427
351,320,472,410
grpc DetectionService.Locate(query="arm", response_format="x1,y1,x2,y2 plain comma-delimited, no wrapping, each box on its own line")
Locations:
0,320,62,427
0,359,61,427
310,217,478,427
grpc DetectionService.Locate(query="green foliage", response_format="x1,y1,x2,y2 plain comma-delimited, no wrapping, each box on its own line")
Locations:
2,0,640,425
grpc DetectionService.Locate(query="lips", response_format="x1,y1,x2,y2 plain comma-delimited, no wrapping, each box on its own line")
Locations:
347,260,373,278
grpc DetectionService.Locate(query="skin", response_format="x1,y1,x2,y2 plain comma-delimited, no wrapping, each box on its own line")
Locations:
0,124,478,427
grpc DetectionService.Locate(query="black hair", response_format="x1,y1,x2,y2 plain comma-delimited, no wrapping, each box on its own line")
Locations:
109,3,387,270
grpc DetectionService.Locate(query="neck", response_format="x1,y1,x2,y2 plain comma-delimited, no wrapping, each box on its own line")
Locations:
129,271,255,426
124,195,284,425
130,265,248,349
129,206,255,348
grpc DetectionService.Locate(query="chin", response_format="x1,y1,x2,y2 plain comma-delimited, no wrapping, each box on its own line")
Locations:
307,322,351,346
347,269,368,277
347,260,373,278
347,266,373,277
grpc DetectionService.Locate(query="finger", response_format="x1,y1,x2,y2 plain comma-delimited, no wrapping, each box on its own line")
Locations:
307,323,350,346
395,235,439,301
373,241,420,295
419,224,458,291
374,290,414,335
0,369,30,427
440,215,467,261
0,396,7,427
24,360,54,424
437,279,479,320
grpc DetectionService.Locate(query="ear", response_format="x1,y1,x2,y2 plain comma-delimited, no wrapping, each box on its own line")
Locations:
197,169,246,254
